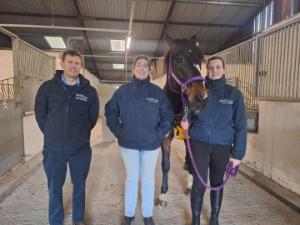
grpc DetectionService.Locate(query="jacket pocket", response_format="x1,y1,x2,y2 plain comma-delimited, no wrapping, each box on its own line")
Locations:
73,100,89,119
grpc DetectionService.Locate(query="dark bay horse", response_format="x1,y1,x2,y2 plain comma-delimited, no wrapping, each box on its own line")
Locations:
155,35,208,207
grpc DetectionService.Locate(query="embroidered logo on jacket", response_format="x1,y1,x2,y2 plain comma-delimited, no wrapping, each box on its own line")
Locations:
219,99,233,105
146,97,159,104
75,93,88,102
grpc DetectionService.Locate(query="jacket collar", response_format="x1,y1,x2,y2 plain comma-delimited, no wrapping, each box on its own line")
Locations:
53,70,89,88
206,75,226,90
132,75,150,87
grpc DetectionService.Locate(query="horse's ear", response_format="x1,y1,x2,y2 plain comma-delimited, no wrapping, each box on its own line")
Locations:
191,34,199,46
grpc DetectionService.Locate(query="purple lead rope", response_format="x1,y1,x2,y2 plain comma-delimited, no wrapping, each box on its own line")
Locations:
184,138,239,190
167,52,239,190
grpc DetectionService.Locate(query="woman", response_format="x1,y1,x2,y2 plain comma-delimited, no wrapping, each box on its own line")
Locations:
181,56,247,225
105,55,175,225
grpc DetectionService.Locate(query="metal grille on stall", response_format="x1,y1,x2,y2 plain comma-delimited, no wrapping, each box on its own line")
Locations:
0,27,55,107
215,13,300,106
216,38,259,111
12,35,55,112
0,78,14,101
256,15,300,100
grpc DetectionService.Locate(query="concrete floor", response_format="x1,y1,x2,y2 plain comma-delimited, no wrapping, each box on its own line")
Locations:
0,140,299,225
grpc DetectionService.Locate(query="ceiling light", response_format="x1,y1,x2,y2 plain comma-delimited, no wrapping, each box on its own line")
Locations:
113,64,124,70
126,36,131,50
111,40,125,51
44,36,66,49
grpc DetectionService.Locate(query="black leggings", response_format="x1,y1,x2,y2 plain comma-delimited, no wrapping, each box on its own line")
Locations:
189,138,232,191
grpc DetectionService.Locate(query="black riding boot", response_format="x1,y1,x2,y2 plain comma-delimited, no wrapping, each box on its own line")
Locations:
210,189,223,225
191,185,205,225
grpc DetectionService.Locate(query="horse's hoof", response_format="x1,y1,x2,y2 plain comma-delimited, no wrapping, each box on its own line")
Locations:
184,187,191,196
155,194,168,208
155,198,168,208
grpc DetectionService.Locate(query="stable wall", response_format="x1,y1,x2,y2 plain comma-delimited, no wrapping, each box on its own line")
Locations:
245,101,300,195
0,102,23,176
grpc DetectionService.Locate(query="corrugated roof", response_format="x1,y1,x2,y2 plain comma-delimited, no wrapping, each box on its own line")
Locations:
134,0,171,21
131,23,162,39
0,0,77,16
77,0,130,18
0,0,266,80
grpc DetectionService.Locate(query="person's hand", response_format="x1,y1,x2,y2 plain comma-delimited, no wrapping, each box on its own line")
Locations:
181,119,189,130
229,158,241,168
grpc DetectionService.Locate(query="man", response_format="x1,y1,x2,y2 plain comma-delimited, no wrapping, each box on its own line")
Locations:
35,50,99,225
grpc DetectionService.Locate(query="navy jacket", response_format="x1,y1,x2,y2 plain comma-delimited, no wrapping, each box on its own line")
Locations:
34,70,99,155
189,75,247,160
105,76,175,150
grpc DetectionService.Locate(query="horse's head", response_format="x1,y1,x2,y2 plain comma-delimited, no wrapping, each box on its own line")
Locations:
165,34,208,113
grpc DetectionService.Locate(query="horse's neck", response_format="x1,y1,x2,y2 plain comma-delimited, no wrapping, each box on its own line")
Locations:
163,84,182,115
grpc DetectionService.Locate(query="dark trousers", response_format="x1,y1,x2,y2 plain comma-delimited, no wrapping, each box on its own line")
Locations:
43,147,92,225
189,139,231,191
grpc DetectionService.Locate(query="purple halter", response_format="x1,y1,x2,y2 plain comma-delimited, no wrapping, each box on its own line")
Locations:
167,52,239,190
167,52,206,94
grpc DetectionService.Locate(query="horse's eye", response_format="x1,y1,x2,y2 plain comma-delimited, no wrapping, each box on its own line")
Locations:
175,57,182,63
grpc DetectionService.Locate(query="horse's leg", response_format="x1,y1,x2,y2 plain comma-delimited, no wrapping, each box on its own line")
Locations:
183,149,193,195
184,173,193,195
156,132,173,208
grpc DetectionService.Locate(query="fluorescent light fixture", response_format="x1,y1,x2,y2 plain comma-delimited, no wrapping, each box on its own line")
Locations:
44,36,66,49
126,36,131,50
113,64,124,70
111,40,125,51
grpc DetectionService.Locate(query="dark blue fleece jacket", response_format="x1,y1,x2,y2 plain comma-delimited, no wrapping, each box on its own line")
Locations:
34,70,99,155
189,75,247,160
105,76,175,150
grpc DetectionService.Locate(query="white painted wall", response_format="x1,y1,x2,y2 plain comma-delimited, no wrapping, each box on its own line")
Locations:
97,83,119,143
151,74,166,89
0,50,14,80
245,101,300,195
23,113,43,160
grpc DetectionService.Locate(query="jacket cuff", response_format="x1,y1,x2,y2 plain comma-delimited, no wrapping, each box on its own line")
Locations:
231,149,244,160
156,128,164,141
113,124,122,138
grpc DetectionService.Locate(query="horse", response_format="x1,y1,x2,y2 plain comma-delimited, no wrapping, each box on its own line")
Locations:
155,34,208,207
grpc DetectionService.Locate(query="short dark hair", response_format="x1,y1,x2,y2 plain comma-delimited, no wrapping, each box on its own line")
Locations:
207,56,225,69
132,55,151,69
62,50,83,64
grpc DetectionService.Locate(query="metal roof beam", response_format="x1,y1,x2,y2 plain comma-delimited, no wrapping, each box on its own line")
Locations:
0,12,239,28
160,0,261,7
17,33,224,45
220,0,272,50
72,0,100,78
154,0,177,57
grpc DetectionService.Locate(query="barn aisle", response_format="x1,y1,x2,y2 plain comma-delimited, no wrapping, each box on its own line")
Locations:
0,140,299,225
